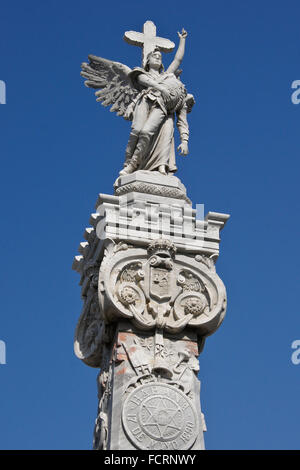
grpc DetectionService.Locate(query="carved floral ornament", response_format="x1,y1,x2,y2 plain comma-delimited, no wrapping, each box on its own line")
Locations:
98,239,227,336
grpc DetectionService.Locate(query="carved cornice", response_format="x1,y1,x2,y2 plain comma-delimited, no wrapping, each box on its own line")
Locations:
114,181,191,203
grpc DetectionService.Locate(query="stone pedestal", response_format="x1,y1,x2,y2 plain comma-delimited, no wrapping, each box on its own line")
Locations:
93,321,205,450
73,171,229,450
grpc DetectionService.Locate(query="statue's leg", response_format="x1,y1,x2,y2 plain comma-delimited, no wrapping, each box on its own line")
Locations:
130,107,166,169
123,99,149,167
124,130,139,167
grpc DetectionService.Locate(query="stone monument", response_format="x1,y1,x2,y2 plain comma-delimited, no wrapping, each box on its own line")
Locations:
73,21,229,450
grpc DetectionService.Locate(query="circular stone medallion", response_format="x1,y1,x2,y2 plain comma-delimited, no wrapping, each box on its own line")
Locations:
122,382,198,450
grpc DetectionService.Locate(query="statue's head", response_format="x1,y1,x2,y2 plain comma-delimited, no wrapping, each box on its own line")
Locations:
144,48,164,73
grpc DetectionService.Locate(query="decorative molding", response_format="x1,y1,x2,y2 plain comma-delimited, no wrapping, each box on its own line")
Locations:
115,181,191,203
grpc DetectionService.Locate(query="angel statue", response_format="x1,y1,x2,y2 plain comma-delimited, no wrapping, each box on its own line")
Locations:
81,26,194,176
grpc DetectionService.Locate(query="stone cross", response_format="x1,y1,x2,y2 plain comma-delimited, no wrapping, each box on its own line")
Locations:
124,20,175,67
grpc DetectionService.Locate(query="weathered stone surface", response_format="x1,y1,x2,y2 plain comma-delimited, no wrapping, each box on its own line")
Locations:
114,170,191,203
93,321,205,450
75,20,230,451
73,170,229,449
72,172,229,271
96,238,226,336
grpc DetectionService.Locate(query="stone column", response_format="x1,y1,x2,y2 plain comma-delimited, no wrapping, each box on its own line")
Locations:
73,171,229,450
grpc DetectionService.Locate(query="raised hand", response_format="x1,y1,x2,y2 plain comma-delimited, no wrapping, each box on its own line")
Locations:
178,28,188,39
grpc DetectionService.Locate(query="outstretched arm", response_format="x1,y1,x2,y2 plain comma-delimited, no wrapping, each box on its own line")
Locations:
177,104,189,155
167,29,188,74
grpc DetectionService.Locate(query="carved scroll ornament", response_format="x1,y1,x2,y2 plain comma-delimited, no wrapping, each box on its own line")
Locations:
98,239,227,336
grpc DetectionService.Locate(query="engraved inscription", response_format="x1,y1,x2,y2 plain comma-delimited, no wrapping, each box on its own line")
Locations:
122,383,198,450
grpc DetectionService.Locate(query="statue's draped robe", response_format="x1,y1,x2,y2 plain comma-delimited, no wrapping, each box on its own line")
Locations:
127,68,190,173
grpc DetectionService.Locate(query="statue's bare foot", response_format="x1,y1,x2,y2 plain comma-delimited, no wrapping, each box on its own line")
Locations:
119,162,136,176
158,165,167,175
119,167,129,176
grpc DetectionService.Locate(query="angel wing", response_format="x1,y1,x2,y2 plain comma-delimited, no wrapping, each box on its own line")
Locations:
81,55,138,119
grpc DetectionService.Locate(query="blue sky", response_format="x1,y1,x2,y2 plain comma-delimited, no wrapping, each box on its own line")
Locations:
0,0,300,449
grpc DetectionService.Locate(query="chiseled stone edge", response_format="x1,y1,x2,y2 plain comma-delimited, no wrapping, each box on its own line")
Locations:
114,181,192,204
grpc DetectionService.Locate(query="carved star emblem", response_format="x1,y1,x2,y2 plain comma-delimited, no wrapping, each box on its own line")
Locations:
141,397,182,438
